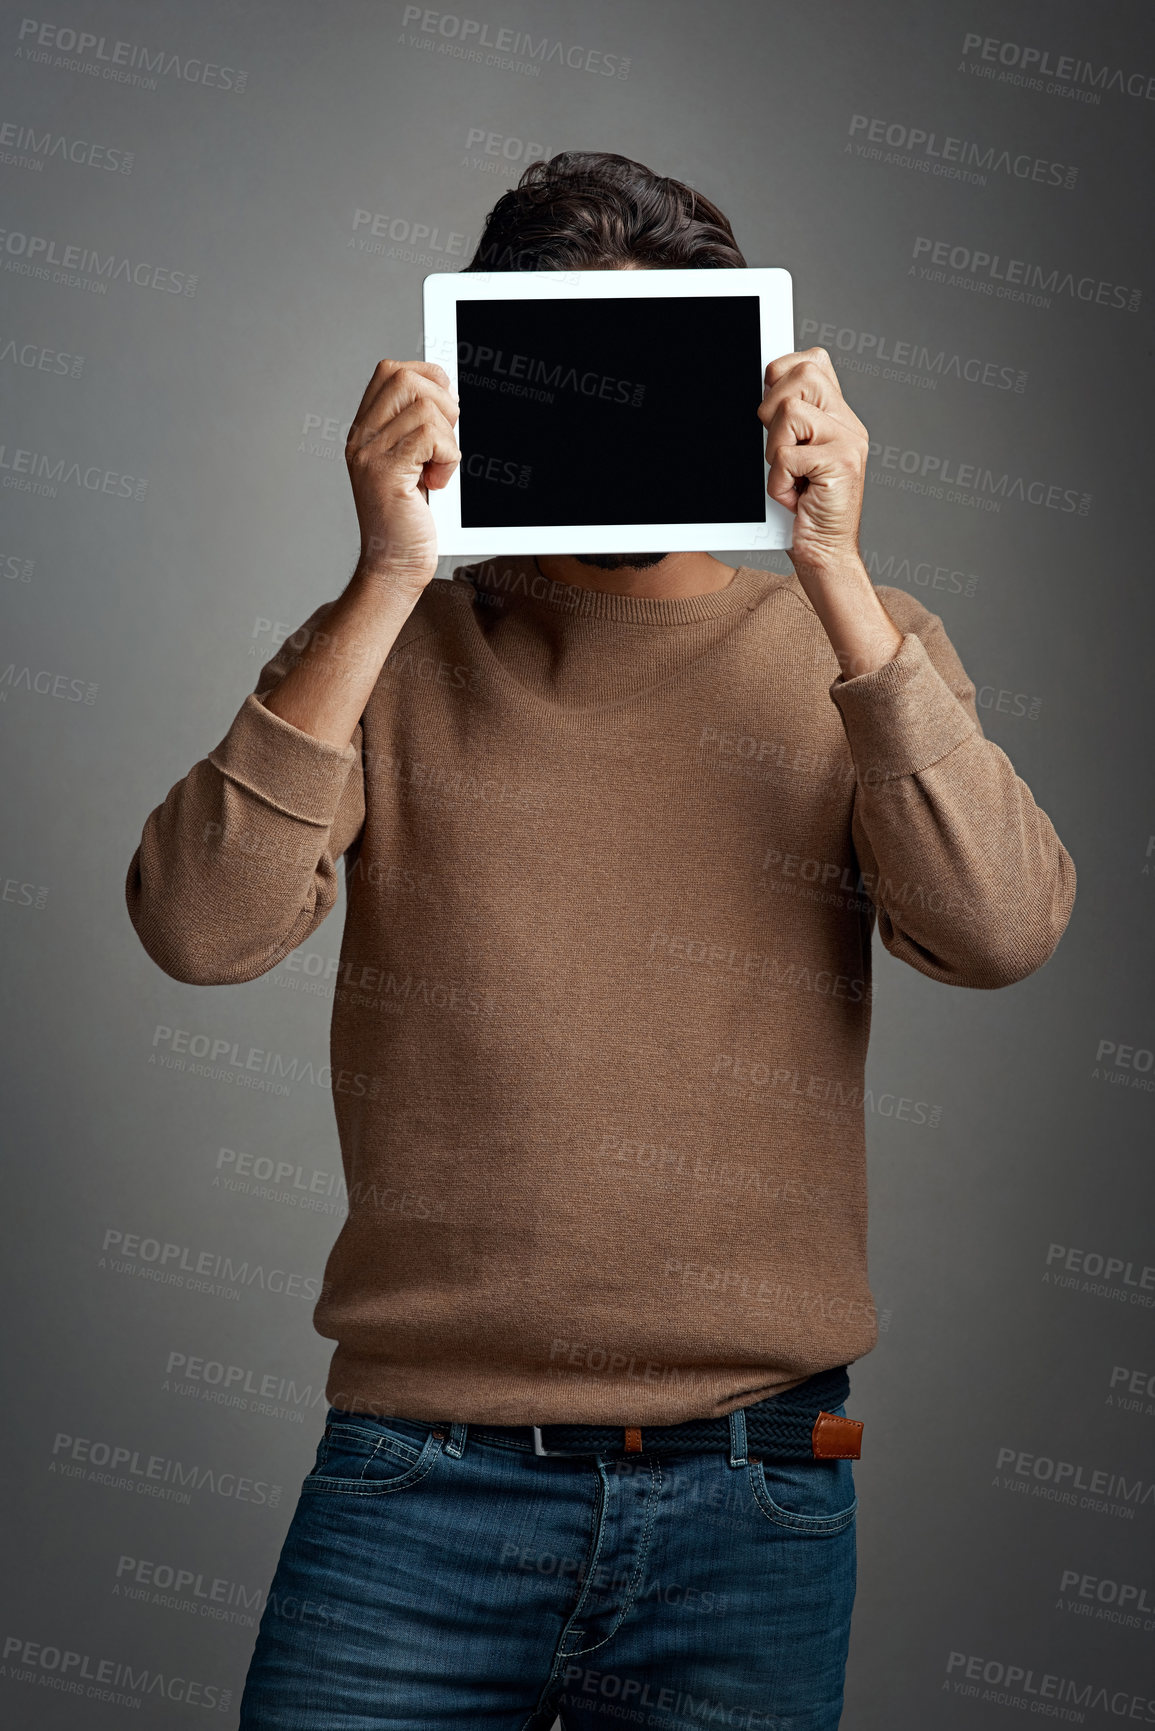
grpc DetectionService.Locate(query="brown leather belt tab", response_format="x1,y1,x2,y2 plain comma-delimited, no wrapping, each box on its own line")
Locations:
623,1426,643,1453
811,1411,863,1459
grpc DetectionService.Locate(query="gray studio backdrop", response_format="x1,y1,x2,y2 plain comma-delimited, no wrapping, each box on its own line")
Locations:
2,0,1153,1725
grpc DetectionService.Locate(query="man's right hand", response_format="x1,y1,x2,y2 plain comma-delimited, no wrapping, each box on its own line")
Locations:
345,359,461,593
259,360,459,751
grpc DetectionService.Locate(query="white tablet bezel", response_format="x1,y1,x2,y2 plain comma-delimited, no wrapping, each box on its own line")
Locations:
422,266,795,555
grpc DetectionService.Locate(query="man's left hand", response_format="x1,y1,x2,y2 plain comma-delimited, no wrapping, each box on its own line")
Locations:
758,347,869,581
757,347,901,679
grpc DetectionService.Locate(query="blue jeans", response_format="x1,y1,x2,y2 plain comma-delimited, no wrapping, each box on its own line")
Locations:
238,1403,857,1730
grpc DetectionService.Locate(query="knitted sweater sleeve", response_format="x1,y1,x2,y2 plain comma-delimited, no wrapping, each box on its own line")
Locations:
828,589,1076,988
124,601,366,985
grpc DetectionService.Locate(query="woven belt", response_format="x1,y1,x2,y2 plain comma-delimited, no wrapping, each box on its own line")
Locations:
466,1365,861,1460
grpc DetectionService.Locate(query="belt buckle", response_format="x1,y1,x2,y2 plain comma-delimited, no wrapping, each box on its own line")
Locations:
533,1425,644,1456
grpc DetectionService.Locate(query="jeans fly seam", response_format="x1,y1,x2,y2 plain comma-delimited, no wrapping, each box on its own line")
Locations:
564,1454,663,1656
534,1462,610,1701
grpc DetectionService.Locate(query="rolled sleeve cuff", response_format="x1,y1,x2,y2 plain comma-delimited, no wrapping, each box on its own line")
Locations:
829,630,976,783
207,690,358,825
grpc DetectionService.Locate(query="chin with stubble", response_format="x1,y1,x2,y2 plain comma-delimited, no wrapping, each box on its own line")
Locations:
574,553,669,571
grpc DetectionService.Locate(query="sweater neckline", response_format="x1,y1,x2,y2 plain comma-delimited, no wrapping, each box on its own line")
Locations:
451,555,774,627
447,556,795,721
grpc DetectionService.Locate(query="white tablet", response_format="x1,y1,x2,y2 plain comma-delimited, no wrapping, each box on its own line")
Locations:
422,266,795,556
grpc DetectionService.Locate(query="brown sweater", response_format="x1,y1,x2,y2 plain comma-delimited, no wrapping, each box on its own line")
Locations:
125,559,1075,1424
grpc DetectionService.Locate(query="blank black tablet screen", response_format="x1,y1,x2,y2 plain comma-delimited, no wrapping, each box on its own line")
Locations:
455,296,766,528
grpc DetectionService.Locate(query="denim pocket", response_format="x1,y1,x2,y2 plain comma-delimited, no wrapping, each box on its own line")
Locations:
302,1412,441,1498
748,1455,857,1535
747,1404,858,1536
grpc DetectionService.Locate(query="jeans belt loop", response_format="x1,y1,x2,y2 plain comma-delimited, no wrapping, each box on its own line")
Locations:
444,1422,468,1459
727,1407,748,1469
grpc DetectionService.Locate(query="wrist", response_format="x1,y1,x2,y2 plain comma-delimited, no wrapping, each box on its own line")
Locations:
789,546,869,591
349,559,433,608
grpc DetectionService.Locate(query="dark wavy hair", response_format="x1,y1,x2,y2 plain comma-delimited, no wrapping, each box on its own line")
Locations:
462,150,747,272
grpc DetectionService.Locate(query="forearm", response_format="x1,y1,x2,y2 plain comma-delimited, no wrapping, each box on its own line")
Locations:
261,564,425,749
848,740,1076,987
831,628,1076,986
791,551,903,680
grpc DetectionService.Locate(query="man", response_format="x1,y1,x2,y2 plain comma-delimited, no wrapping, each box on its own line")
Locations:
125,152,1075,1729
